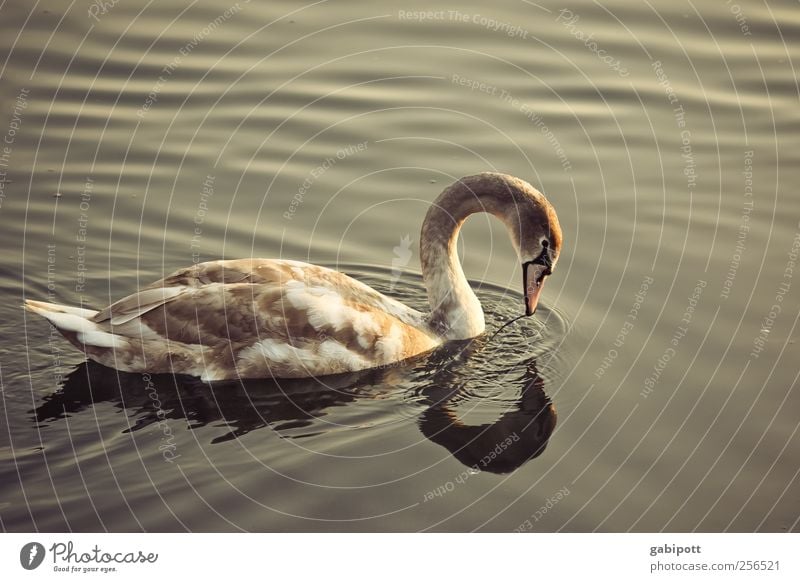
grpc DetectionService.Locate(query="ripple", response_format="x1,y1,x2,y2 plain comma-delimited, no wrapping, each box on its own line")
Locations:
19,263,568,474
342,264,570,419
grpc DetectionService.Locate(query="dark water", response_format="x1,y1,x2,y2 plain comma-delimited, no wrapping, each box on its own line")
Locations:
1,0,799,531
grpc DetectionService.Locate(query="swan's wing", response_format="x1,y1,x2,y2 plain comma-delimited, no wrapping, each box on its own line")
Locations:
91,259,300,330
46,259,440,380
94,259,438,353
137,259,426,326
91,260,276,326
93,287,188,325
141,258,294,289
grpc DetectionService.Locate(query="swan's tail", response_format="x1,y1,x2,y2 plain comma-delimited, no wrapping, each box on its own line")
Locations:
24,299,124,349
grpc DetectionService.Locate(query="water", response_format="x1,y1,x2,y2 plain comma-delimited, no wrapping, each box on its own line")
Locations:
1,0,798,532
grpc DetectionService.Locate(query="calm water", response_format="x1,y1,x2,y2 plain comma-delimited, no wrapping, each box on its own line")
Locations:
1,0,798,532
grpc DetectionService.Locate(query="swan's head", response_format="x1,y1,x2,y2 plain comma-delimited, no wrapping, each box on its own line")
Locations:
517,194,561,316
463,173,562,316
422,172,562,324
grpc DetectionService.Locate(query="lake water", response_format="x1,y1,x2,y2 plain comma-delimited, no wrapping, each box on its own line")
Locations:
1,0,798,532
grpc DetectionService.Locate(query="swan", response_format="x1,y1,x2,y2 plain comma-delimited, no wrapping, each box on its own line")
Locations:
25,172,562,381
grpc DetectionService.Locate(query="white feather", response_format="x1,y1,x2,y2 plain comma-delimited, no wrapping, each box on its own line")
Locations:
76,330,124,348
318,339,369,371
31,310,95,334
376,324,404,361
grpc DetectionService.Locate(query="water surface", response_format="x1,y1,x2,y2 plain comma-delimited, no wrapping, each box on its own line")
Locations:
1,0,798,531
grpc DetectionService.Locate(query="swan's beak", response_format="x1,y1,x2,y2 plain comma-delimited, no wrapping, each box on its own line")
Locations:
523,262,549,316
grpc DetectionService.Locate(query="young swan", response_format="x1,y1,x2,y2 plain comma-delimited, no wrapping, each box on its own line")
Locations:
25,172,562,380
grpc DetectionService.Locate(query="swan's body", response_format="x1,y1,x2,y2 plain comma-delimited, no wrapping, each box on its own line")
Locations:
25,173,561,381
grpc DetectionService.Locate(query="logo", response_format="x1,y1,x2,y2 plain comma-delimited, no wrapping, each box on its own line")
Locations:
20,542,46,570
390,234,413,291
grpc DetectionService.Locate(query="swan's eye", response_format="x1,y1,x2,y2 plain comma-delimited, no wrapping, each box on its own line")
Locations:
531,241,553,272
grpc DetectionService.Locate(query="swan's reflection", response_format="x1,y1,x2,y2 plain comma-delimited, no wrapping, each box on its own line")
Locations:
415,338,557,473
418,363,555,474
32,351,556,471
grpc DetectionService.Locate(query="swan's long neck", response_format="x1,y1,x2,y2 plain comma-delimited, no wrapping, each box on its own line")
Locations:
420,180,506,339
